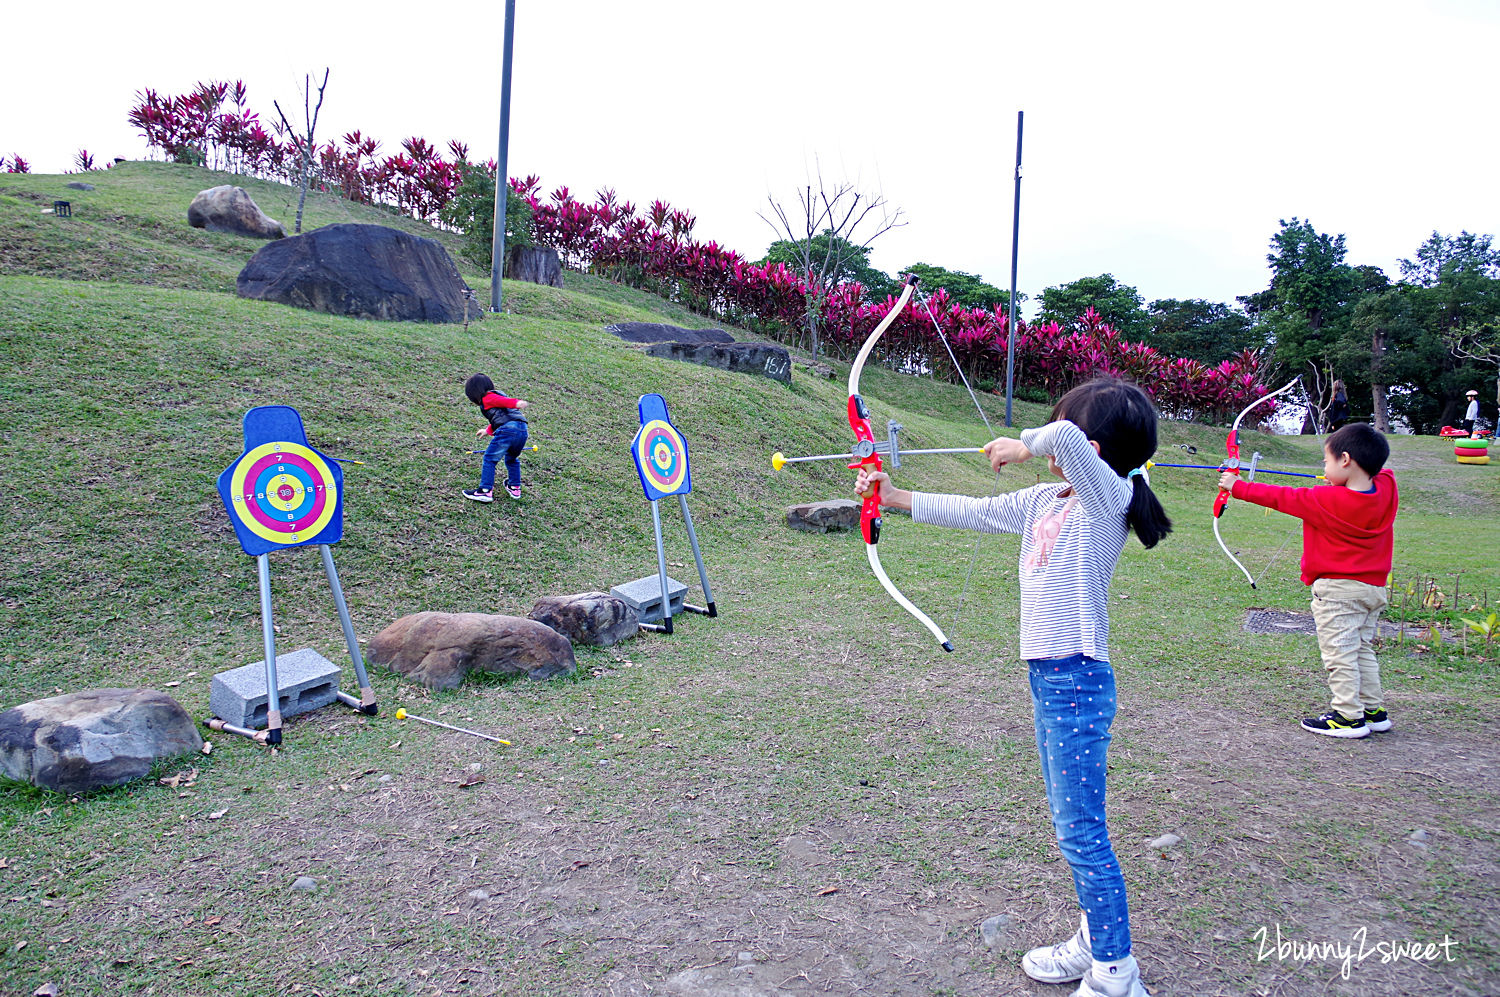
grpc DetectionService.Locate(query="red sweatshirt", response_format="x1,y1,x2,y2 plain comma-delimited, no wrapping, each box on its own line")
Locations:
479,390,525,435
1230,469,1398,586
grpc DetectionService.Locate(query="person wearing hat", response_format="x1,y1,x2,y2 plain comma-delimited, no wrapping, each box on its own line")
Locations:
1463,389,1479,436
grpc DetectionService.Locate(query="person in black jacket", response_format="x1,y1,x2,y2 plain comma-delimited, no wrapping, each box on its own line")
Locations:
462,373,530,502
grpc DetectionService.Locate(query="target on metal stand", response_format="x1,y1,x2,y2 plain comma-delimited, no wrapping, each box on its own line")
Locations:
632,395,692,500
217,407,344,557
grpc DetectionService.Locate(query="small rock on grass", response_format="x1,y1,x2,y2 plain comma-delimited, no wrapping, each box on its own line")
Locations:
467,889,490,903
292,876,317,892
980,913,1013,948
1148,833,1181,851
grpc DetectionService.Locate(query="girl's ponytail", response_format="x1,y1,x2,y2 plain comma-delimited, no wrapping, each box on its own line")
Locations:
1127,475,1172,549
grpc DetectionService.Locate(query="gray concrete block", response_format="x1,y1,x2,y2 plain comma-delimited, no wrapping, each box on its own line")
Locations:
210,647,341,729
610,575,687,624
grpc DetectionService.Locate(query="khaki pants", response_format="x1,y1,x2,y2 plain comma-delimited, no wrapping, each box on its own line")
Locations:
1310,577,1388,720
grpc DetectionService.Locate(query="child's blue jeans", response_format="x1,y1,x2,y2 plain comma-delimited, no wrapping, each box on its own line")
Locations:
1028,653,1131,962
479,422,528,491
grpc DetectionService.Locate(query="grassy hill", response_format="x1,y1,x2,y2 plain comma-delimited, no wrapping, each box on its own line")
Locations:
1,164,1496,997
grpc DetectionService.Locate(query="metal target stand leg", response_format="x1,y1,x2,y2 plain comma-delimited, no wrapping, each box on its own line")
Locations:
321,544,378,715
255,553,284,744
648,499,673,634
677,493,716,618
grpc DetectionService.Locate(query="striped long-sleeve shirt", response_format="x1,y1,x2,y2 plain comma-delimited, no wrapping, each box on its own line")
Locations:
910,420,1131,661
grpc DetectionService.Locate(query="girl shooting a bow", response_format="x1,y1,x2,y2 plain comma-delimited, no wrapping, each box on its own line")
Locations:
856,378,1171,997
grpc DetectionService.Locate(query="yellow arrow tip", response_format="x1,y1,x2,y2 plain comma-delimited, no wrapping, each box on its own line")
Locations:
771,452,786,471
395,708,407,720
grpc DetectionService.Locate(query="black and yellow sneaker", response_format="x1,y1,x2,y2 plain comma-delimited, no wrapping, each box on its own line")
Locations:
1300,711,1369,738
1363,708,1392,733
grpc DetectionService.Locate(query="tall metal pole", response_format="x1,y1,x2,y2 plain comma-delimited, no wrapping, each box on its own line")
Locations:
489,0,517,313
1004,110,1024,428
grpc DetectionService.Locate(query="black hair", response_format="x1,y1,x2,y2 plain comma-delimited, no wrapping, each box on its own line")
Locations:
1049,378,1174,549
1325,422,1389,475
464,373,493,406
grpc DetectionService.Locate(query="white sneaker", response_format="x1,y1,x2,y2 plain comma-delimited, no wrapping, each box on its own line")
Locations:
1072,956,1151,997
1022,914,1091,984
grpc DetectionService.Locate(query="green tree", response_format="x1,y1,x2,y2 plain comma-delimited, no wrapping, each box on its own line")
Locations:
439,162,534,270
1037,274,1150,339
1143,298,1261,363
1248,219,1385,429
902,262,1017,312
1399,231,1500,428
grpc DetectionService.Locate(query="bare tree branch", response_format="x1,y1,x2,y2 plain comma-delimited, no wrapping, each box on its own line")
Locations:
759,159,906,359
273,68,329,234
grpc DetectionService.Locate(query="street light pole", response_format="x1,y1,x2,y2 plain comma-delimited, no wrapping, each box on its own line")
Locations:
489,0,517,313
1004,110,1023,427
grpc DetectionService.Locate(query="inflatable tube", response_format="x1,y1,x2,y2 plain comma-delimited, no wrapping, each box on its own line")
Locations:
1455,447,1488,458
1455,455,1491,465
1455,437,1490,448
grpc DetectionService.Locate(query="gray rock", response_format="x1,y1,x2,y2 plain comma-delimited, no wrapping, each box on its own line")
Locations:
504,245,564,287
367,612,575,689
66,182,95,191
292,876,317,892
1148,833,1181,851
528,592,639,647
237,223,479,324
645,341,792,382
188,185,284,239
0,689,202,794
1407,829,1430,849
979,913,1014,948
785,499,860,534
605,322,734,345
377,774,393,784
467,888,491,903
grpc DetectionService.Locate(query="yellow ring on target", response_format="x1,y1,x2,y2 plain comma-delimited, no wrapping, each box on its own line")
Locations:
228,441,338,545
635,418,689,495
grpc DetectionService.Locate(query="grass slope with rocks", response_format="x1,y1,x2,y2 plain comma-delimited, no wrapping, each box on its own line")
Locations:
1,163,1497,997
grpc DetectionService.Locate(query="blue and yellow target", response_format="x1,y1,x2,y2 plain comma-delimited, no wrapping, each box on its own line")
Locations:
632,394,692,500
216,406,345,556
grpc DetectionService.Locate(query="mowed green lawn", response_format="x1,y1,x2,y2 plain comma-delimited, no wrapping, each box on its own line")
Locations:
1,164,1496,996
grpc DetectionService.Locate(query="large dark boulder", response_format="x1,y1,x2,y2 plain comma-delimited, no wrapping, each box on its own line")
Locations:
237,223,480,323
0,689,202,794
367,612,575,689
646,341,793,382
505,245,564,287
605,322,735,345
188,185,284,239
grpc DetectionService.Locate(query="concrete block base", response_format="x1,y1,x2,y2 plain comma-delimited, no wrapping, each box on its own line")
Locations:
611,575,688,624
209,647,341,729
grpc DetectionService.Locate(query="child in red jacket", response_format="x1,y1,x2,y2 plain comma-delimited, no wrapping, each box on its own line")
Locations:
1218,423,1399,738
462,373,530,502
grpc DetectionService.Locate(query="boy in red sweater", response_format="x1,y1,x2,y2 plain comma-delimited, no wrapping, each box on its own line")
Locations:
462,373,530,502
1218,423,1399,738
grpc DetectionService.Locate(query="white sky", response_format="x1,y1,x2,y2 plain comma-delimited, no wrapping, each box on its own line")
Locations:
6,0,1498,313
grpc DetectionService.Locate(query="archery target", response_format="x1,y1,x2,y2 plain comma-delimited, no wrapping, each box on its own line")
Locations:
636,419,689,496
227,441,338,546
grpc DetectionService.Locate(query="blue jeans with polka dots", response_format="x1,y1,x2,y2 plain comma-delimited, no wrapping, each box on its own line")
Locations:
1028,653,1131,961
